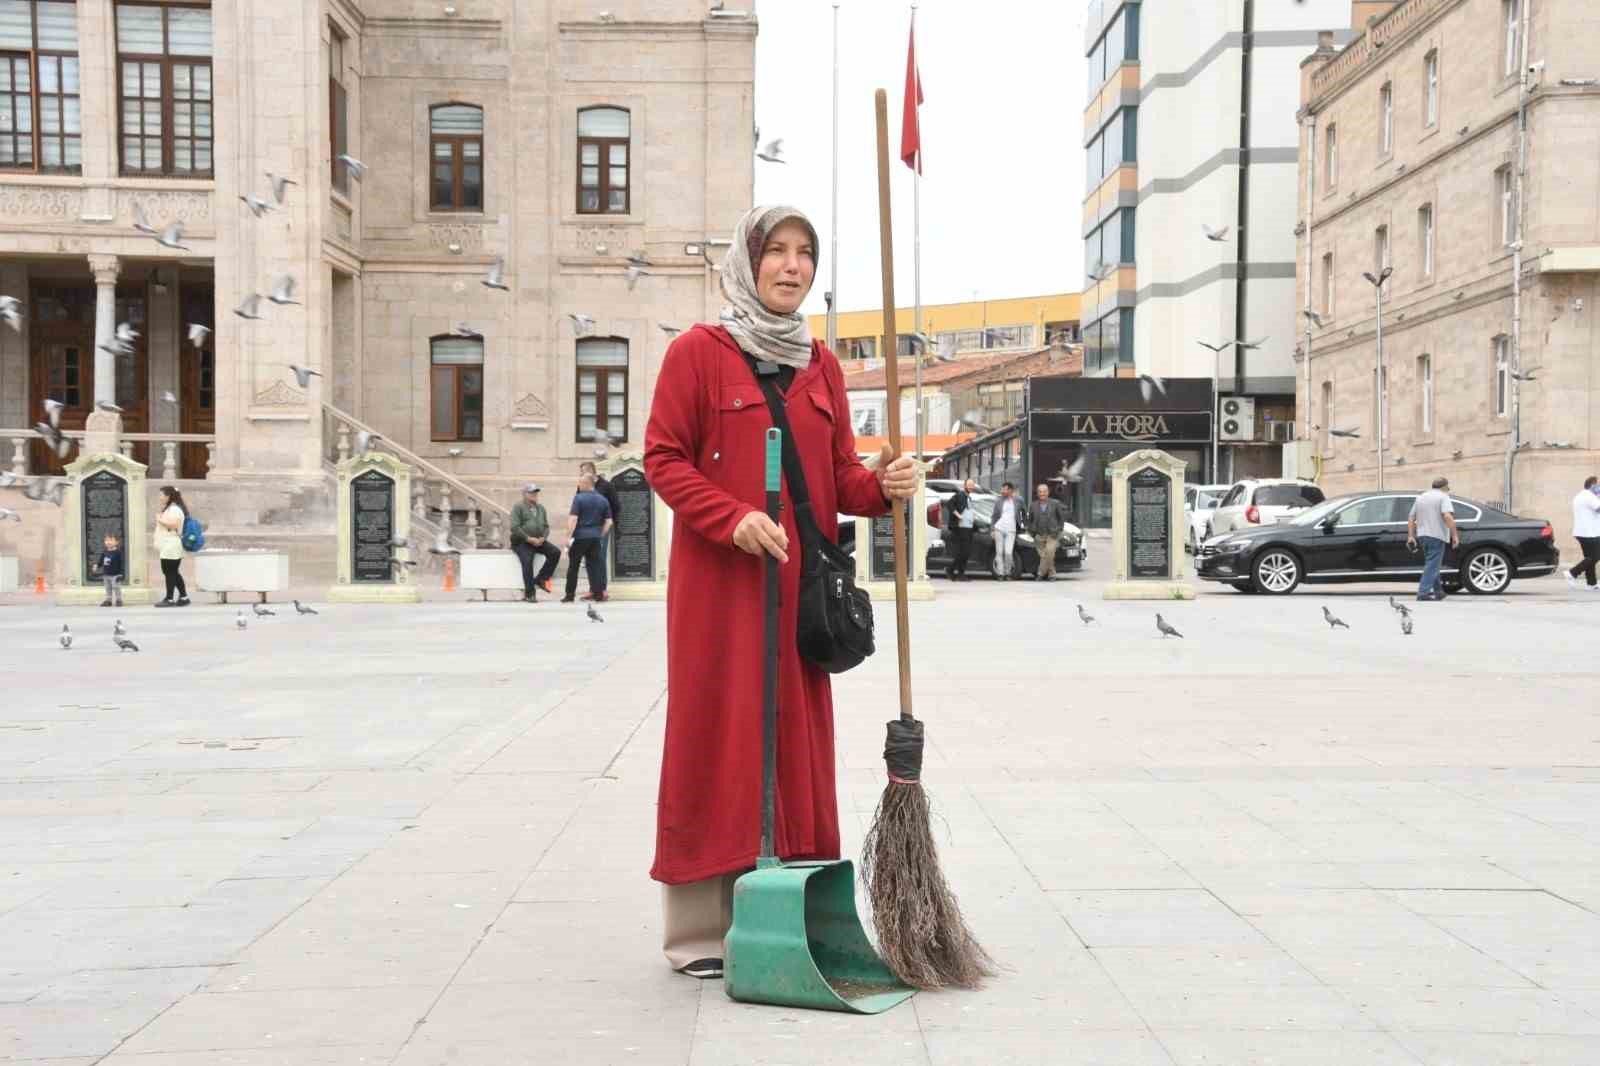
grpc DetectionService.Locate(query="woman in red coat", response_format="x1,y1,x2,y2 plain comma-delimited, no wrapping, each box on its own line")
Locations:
644,204,919,978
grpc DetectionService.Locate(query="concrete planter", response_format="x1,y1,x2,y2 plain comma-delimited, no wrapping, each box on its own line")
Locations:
458,550,524,601
194,550,291,604
0,554,17,594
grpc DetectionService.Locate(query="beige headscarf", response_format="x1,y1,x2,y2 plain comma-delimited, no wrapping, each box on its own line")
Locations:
718,204,820,371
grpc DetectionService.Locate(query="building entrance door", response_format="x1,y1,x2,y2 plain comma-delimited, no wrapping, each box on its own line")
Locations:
27,284,95,475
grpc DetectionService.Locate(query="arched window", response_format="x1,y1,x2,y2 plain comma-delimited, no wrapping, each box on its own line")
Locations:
576,337,628,442
430,335,483,441
577,106,629,214
430,103,482,210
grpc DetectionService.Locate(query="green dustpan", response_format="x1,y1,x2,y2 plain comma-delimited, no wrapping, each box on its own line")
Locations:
724,424,914,1015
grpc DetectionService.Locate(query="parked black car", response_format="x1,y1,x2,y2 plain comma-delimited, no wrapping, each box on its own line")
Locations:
1194,491,1559,595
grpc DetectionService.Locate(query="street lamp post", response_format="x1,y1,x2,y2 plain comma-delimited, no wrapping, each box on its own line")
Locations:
1362,266,1393,491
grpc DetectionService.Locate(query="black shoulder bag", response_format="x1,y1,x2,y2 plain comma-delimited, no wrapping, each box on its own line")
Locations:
747,358,876,674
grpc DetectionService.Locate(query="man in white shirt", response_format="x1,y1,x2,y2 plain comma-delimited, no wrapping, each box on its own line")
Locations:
991,481,1020,580
1406,476,1459,601
1565,475,1600,590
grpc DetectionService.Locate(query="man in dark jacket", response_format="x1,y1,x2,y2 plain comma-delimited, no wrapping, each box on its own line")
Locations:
509,483,560,601
563,473,614,603
945,478,978,580
1026,482,1069,580
580,460,620,598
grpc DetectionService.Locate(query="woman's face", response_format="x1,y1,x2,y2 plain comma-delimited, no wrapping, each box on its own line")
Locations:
755,220,815,315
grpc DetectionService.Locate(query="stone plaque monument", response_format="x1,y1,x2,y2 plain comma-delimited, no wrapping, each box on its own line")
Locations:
610,467,654,581
57,450,154,606
329,451,420,603
869,504,915,583
1104,448,1193,601
852,456,933,601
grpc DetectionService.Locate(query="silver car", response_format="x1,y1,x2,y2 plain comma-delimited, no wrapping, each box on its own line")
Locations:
1206,478,1327,541
1183,483,1231,554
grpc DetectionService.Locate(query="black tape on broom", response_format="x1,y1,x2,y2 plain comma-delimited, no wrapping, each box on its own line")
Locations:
883,718,925,784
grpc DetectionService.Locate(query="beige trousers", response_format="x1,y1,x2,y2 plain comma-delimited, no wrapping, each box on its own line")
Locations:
1035,535,1060,577
661,872,744,970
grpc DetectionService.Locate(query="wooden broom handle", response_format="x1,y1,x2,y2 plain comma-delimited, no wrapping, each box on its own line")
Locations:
874,88,914,724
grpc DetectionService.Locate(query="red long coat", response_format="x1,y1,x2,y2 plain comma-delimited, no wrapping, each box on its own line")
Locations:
644,325,889,884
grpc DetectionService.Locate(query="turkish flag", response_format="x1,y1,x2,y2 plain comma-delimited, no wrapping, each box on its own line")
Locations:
900,19,923,173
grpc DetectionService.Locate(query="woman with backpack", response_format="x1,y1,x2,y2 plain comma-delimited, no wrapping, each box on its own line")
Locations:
154,485,191,607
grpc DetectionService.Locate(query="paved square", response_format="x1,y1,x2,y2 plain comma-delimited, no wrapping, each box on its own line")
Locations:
2,562,1599,1065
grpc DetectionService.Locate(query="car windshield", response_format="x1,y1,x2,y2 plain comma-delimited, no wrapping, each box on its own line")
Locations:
1194,490,1222,510
1254,484,1325,508
1289,497,1348,526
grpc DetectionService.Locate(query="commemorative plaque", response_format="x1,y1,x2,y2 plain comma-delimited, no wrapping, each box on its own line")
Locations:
1128,466,1171,579
351,469,395,583
869,503,915,582
81,470,128,584
610,468,654,581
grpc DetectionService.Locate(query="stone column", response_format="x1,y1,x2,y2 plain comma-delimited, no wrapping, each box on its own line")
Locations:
88,254,119,407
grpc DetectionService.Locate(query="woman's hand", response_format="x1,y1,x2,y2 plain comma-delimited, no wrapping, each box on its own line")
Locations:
733,510,789,563
875,443,920,502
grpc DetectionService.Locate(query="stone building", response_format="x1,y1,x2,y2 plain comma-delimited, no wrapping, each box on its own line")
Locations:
1297,0,1600,547
0,0,755,580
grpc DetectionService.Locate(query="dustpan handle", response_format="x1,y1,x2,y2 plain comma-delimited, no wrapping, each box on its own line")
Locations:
759,427,781,866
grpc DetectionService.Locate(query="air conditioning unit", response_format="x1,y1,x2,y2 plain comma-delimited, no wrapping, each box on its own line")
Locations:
1217,397,1256,442
1265,420,1295,443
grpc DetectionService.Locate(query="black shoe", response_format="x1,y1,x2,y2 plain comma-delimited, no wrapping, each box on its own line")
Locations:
100,599,112,607
523,592,536,603
560,596,575,603
176,597,191,607
678,957,723,980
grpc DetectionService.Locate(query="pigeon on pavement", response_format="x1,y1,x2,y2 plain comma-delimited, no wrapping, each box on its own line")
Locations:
1389,595,1411,618
252,603,275,617
236,610,248,630
1401,614,1413,636
1156,613,1183,638
587,603,604,623
1077,604,1095,625
113,619,126,639
1322,606,1350,629
59,624,72,649
293,600,318,615
115,637,139,652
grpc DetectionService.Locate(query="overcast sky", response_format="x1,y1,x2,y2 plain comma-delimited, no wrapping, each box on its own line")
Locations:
751,1,1087,318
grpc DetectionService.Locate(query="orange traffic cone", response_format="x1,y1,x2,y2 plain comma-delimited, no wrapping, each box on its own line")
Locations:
33,571,46,594
442,557,456,592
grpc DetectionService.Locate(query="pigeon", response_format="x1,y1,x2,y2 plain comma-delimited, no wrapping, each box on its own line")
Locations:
115,637,140,652
626,252,651,269
24,476,65,504
293,600,318,615
569,312,596,336
234,294,264,320
1087,260,1115,282
909,332,958,362
446,447,464,457
1401,614,1413,636
59,624,72,649
337,154,367,181
1155,613,1183,639
624,264,650,290
1138,373,1167,404
160,390,178,405
1202,223,1231,242
1077,604,1094,625
96,400,124,414
34,422,71,459
598,9,616,21
266,171,297,205
288,365,322,388
0,471,16,488
154,221,189,250
587,603,604,623
239,193,273,217
428,530,459,557
43,398,64,427
659,323,683,336
482,256,510,291
451,323,482,339
1388,595,1411,617
131,200,158,235
756,137,786,164
1238,337,1268,350
1303,309,1325,327
252,602,276,617
0,507,18,523
1,295,21,331
1322,606,1349,630
1196,340,1230,354
1328,427,1361,439
236,609,248,630
113,619,126,639
1060,454,1088,483
267,275,299,306
354,430,378,456
113,321,139,344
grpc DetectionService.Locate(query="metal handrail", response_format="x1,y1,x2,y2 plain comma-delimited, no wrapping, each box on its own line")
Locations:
0,427,217,443
319,403,509,518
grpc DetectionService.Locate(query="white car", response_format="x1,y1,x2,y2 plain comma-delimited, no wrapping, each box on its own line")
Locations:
1183,483,1231,554
1206,478,1326,540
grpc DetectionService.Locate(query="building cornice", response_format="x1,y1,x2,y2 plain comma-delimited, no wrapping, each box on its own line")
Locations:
1305,0,1470,112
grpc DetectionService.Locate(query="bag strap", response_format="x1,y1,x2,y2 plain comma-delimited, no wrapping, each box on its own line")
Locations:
744,357,826,548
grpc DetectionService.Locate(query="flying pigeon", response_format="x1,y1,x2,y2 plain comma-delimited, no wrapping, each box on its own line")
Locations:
1303,309,1325,327
154,221,189,250
1155,613,1183,639
267,275,299,306
756,137,786,164
236,609,248,630
451,323,482,339
112,619,126,639
1138,373,1168,404
1077,604,1095,625
626,253,651,269
587,603,604,623
0,507,18,523
659,323,683,336
1322,606,1350,630
114,322,139,345
354,430,378,455
569,313,596,336
160,390,178,405
131,200,158,235
446,447,464,457
624,264,650,290
266,172,297,205
34,422,71,459
428,530,459,557
293,600,318,615
239,193,273,217
43,398,64,428
96,400,124,414
1329,427,1361,439
252,602,276,617
1196,340,1230,354
234,294,264,320
115,637,140,652
1060,454,1088,483
288,365,322,388
1,299,20,332
337,154,367,181
482,257,510,292
1202,223,1231,242
598,10,616,21
59,624,72,650
1401,614,1413,636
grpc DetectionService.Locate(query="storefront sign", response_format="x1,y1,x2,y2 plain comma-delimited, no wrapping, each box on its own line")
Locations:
1031,410,1212,443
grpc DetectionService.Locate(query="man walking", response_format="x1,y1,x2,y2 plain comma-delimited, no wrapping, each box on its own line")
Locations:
1406,476,1459,601
509,483,560,602
1026,483,1068,581
579,459,621,597
563,473,613,603
1565,475,1600,591
991,482,1022,580
946,478,977,580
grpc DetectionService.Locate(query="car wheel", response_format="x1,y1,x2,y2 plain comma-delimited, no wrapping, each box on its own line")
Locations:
1462,547,1512,594
1231,581,1256,594
1251,549,1301,594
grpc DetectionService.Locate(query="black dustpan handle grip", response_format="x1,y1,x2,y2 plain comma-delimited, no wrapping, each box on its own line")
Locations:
759,428,781,865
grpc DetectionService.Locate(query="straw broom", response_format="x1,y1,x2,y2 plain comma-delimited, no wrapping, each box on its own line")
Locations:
860,88,996,991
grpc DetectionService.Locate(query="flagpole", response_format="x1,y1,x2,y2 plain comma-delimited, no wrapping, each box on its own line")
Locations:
911,3,924,461
827,0,840,353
